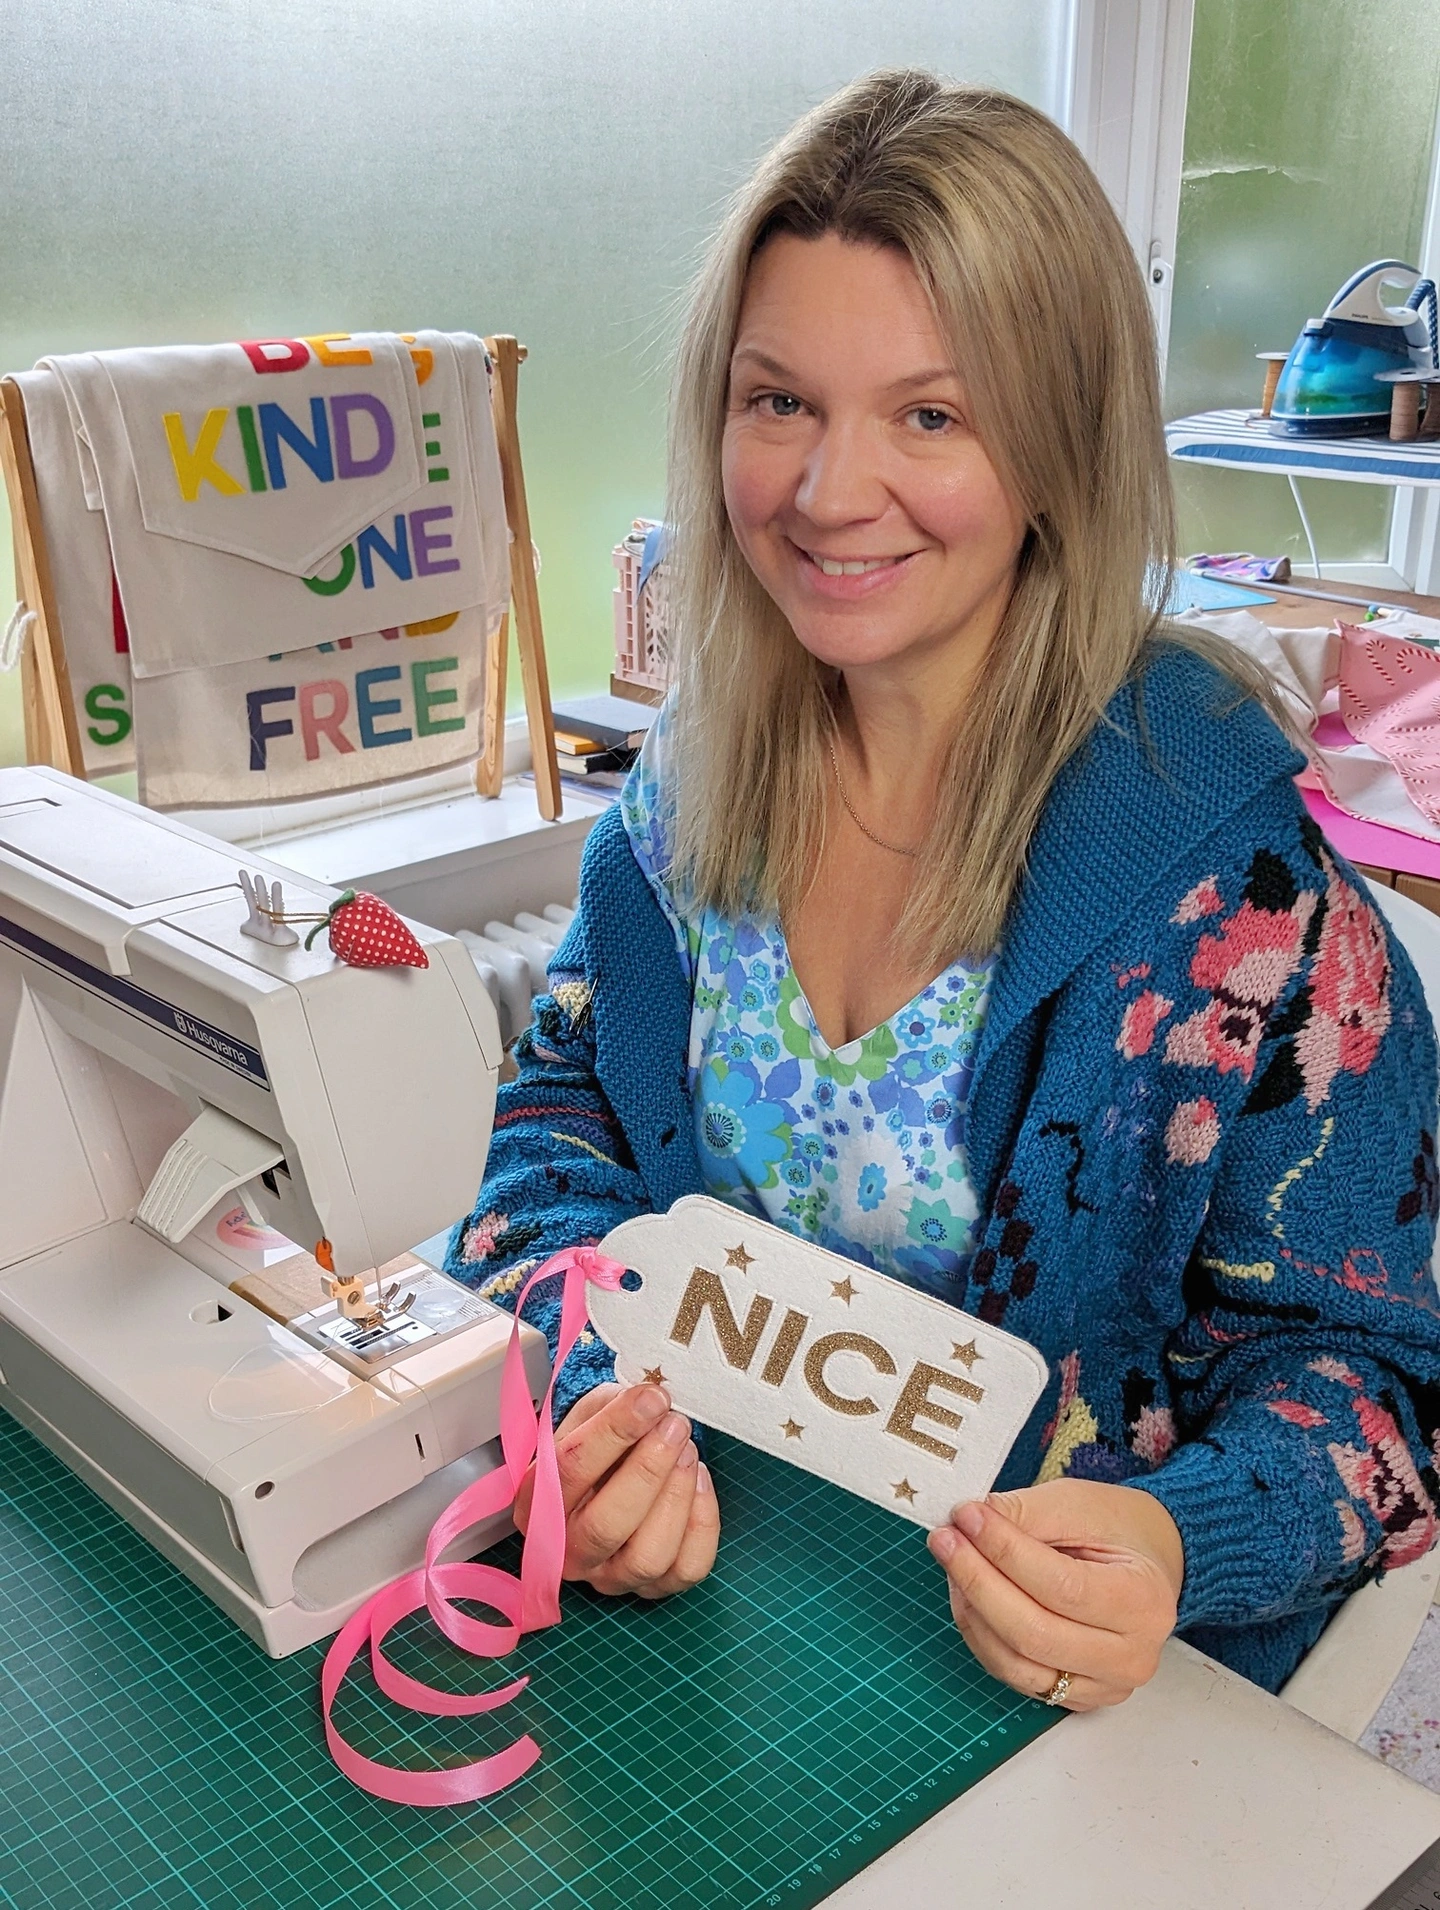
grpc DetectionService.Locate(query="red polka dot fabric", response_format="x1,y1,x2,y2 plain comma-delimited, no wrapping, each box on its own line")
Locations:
326,892,429,968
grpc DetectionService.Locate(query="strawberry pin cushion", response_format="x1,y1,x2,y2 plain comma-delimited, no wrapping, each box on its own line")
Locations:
304,891,429,969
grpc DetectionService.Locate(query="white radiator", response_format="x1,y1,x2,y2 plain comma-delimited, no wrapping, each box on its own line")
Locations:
456,904,577,1046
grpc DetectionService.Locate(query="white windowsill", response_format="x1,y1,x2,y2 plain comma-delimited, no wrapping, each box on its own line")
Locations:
257,770,609,895
164,711,611,923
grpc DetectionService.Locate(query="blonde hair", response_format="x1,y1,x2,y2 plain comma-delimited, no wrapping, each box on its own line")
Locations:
664,69,1207,966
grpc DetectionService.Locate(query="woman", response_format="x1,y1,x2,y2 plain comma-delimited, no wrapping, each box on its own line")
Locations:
449,70,1440,1710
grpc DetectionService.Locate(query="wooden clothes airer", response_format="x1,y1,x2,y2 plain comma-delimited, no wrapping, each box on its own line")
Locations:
0,334,562,818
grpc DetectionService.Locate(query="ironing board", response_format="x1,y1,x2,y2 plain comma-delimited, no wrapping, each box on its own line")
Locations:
0,335,563,819
1165,408,1440,486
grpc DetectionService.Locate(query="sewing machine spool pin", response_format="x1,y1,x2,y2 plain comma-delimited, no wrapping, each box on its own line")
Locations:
238,868,300,948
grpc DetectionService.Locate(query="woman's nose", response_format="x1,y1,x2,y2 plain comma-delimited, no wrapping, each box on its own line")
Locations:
793,421,887,527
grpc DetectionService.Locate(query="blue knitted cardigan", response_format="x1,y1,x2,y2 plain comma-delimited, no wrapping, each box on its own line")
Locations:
448,645,1440,1693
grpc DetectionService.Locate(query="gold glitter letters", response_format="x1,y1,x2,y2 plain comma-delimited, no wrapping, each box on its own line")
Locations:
885,1360,984,1461
662,1264,1003,1458
760,1307,809,1386
803,1331,897,1416
669,1267,774,1370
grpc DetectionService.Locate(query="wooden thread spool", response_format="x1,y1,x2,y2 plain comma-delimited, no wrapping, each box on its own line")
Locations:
1391,379,1423,441
1421,383,1440,438
1257,352,1289,419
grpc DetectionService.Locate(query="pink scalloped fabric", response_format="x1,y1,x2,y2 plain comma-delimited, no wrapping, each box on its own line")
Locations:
320,1245,628,1805
1339,622,1440,828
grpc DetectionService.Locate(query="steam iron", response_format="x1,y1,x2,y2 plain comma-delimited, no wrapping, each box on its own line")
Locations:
1270,260,1438,437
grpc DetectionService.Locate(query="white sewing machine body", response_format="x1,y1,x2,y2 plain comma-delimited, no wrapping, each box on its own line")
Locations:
0,765,546,1655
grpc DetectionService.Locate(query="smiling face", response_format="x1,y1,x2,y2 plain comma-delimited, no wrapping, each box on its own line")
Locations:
721,232,1028,684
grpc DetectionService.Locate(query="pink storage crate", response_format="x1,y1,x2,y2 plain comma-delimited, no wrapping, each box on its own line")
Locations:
612,518,671,696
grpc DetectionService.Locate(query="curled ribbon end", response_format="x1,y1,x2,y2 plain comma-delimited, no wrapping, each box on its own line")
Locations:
325,1235,622,1804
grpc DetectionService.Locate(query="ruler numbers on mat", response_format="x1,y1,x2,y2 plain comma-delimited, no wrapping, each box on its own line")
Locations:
0,1411,1056,1910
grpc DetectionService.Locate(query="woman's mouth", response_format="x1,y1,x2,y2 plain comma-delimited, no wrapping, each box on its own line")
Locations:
789,540,919,596
805,550,906,576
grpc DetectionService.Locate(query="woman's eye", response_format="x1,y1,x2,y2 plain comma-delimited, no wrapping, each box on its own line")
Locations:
911,406,953,433
761,392,803,417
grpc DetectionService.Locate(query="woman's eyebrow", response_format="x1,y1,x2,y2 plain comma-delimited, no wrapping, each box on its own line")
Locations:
729,347,797,381
886,366,963,393
728,347,961,394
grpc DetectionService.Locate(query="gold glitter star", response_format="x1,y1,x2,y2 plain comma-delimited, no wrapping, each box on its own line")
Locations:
950,1340,982,1368
781,1418,805,1440
725,1243,755,1272
830,1276,858,1304
892,1478,919,1504
642,1366,668,1386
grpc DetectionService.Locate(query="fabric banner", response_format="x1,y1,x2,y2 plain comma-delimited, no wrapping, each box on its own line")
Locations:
13,332,510,805
52,333,424,572
132,611,486,810
12,367,132,778
36,331,508,678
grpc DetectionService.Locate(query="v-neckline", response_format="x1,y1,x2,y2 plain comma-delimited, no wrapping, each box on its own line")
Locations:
778,920,959,1059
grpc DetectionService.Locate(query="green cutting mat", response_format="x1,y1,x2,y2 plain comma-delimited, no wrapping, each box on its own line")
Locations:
0,1409,1057,1910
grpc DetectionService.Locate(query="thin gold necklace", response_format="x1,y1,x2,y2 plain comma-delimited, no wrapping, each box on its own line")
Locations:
826,734,921,857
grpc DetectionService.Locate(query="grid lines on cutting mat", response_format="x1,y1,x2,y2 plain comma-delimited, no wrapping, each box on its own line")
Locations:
0,1409,1056,1910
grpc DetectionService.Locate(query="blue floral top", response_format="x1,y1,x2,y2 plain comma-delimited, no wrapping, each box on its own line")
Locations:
620,711,993,1299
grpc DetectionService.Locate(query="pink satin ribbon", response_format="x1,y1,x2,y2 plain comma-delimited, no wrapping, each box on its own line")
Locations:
321,1244,629,1806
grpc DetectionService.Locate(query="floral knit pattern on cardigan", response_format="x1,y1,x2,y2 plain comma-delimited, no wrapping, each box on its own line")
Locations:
447,645,1440,1694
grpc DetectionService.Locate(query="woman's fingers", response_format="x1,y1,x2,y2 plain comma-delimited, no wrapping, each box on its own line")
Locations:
928,1525,1134,1686
943,1500,1125,1631
949,1593,1126,1713
553,1384,675,1516
950,1586,1056,1697
985,1478,1162,1551
562,1409,693,1577
590,1440,699,1595
635,1461,722,1599
979,1482,1186,1600
929,1499,1176,1695
514,1384,624,1533
509,1383,720,1599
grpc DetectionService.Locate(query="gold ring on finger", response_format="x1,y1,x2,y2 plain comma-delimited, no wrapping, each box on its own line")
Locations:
1042,1669,1072,1707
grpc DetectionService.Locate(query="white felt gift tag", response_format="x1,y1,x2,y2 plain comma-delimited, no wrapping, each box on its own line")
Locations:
592,1196,1048,1530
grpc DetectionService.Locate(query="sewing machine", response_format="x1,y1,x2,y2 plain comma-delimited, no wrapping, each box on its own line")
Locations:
0,764,547,1655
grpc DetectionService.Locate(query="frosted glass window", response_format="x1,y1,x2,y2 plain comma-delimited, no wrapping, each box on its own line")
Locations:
1167,0,1440,571
0,0,1067,774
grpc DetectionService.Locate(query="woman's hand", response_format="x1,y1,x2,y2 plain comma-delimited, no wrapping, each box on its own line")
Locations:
927,1480,1184,1711
513,1382,721,1599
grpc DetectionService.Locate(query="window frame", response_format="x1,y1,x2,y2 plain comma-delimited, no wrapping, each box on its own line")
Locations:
1063,0,1196,377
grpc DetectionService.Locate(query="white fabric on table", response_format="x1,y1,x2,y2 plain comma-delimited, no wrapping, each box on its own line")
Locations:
1174,607,1440,846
